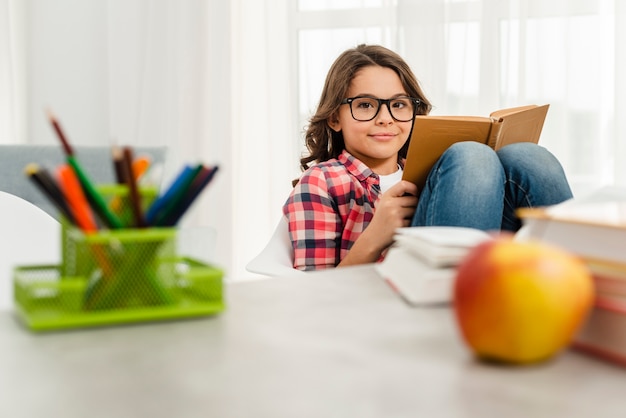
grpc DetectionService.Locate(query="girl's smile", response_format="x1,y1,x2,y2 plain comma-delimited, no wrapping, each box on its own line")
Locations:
369,132,398,141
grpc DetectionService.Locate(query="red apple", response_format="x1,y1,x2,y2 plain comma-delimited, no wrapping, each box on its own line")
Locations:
454,237,594,364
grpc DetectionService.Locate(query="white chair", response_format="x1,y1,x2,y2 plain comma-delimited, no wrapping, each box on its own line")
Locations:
0,191,61,309
246,217,305,278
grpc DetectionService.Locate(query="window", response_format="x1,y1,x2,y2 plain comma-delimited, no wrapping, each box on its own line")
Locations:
291,0,622,195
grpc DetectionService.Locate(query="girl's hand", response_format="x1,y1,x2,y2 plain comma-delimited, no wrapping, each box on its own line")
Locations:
338,180,418,267
367,180,419,247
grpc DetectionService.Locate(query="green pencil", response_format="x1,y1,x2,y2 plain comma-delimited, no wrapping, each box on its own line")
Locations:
67,155,123,229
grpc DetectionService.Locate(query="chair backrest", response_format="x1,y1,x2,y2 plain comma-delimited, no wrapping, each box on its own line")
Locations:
0,191,61,309
0,144,168,220
246,217,305,278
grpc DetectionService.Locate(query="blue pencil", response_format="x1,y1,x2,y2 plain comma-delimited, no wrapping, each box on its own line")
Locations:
164,165,219,226
145,164,198,225
152,164,204,227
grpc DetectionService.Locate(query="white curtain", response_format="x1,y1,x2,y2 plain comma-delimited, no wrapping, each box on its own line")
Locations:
2,0,625,280
0,0,24,145
394,0,622,195
297,0,625,197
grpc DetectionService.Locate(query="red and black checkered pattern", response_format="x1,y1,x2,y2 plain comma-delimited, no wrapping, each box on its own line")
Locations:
283,150,381,271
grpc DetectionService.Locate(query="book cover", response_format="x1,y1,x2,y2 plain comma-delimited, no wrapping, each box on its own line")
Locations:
402,104,549,194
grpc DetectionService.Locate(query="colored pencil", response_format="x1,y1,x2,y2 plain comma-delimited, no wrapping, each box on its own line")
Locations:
56,165,114,279
24,163,76,224
56,164,98,232
132,156,151,181
67,155,124,229
152,164,204,227
165,165,219,226
144,164,195,225
46,109,123,229
46,109,73,156
26,163,112,282
111,146,127,184
122,146,146,228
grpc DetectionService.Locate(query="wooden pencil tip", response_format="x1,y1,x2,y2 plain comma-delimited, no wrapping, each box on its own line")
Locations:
111,145,123,159
24,162,41,175
45,107,56,120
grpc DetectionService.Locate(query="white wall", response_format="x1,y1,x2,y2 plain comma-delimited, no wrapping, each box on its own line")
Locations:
21,0,240,276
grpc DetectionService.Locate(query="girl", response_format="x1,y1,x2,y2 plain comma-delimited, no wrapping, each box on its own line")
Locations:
283,44,572,271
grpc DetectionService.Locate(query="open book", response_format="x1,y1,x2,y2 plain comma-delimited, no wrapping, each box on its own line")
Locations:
402,104,549,195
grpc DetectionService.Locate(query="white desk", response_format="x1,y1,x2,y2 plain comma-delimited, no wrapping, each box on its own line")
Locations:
0,265,623,418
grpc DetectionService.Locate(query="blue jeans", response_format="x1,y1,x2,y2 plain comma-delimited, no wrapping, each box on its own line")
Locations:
411,142,573,232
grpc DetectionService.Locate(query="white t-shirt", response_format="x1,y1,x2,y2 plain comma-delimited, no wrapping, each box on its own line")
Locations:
378,165,403,194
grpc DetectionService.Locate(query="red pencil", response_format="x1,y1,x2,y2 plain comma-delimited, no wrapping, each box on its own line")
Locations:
46,108,74,156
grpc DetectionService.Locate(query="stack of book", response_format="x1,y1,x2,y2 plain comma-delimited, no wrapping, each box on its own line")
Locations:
375,226,492,306
517,186,626,367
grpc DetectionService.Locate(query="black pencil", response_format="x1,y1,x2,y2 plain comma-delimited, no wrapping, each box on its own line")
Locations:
24,163,76,224
111,146,127,184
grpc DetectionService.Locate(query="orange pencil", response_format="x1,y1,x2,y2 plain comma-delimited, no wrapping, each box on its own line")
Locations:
132,156,151,181
56,164,98,233
57,164,113,280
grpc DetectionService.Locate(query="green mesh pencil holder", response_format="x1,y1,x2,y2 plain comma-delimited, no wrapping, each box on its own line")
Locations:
60,184,159,275
13,185,225,331
64,226,179,311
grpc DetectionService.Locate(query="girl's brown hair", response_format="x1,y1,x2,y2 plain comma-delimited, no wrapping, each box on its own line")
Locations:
299,44,432,174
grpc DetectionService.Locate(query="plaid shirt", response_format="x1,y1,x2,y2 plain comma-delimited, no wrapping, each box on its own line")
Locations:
283,150,382,271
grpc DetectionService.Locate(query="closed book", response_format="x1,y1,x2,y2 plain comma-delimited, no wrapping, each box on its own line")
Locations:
516,186,626,266
376,246,455,306
376,226,492,306
586,259,626,299
573,296,626,368
394,226,492,267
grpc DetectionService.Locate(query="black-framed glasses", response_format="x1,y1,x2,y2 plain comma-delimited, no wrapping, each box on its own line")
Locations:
341,96,420,122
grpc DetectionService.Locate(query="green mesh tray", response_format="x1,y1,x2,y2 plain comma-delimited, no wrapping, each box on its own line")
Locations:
14,257,224,331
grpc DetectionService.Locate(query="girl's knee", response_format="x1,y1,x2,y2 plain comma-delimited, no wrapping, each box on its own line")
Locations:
497,143,565,176
436,142,503,187
444,141,498,167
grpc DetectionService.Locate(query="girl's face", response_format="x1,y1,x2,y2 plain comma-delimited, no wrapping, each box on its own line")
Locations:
328,65,413,175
